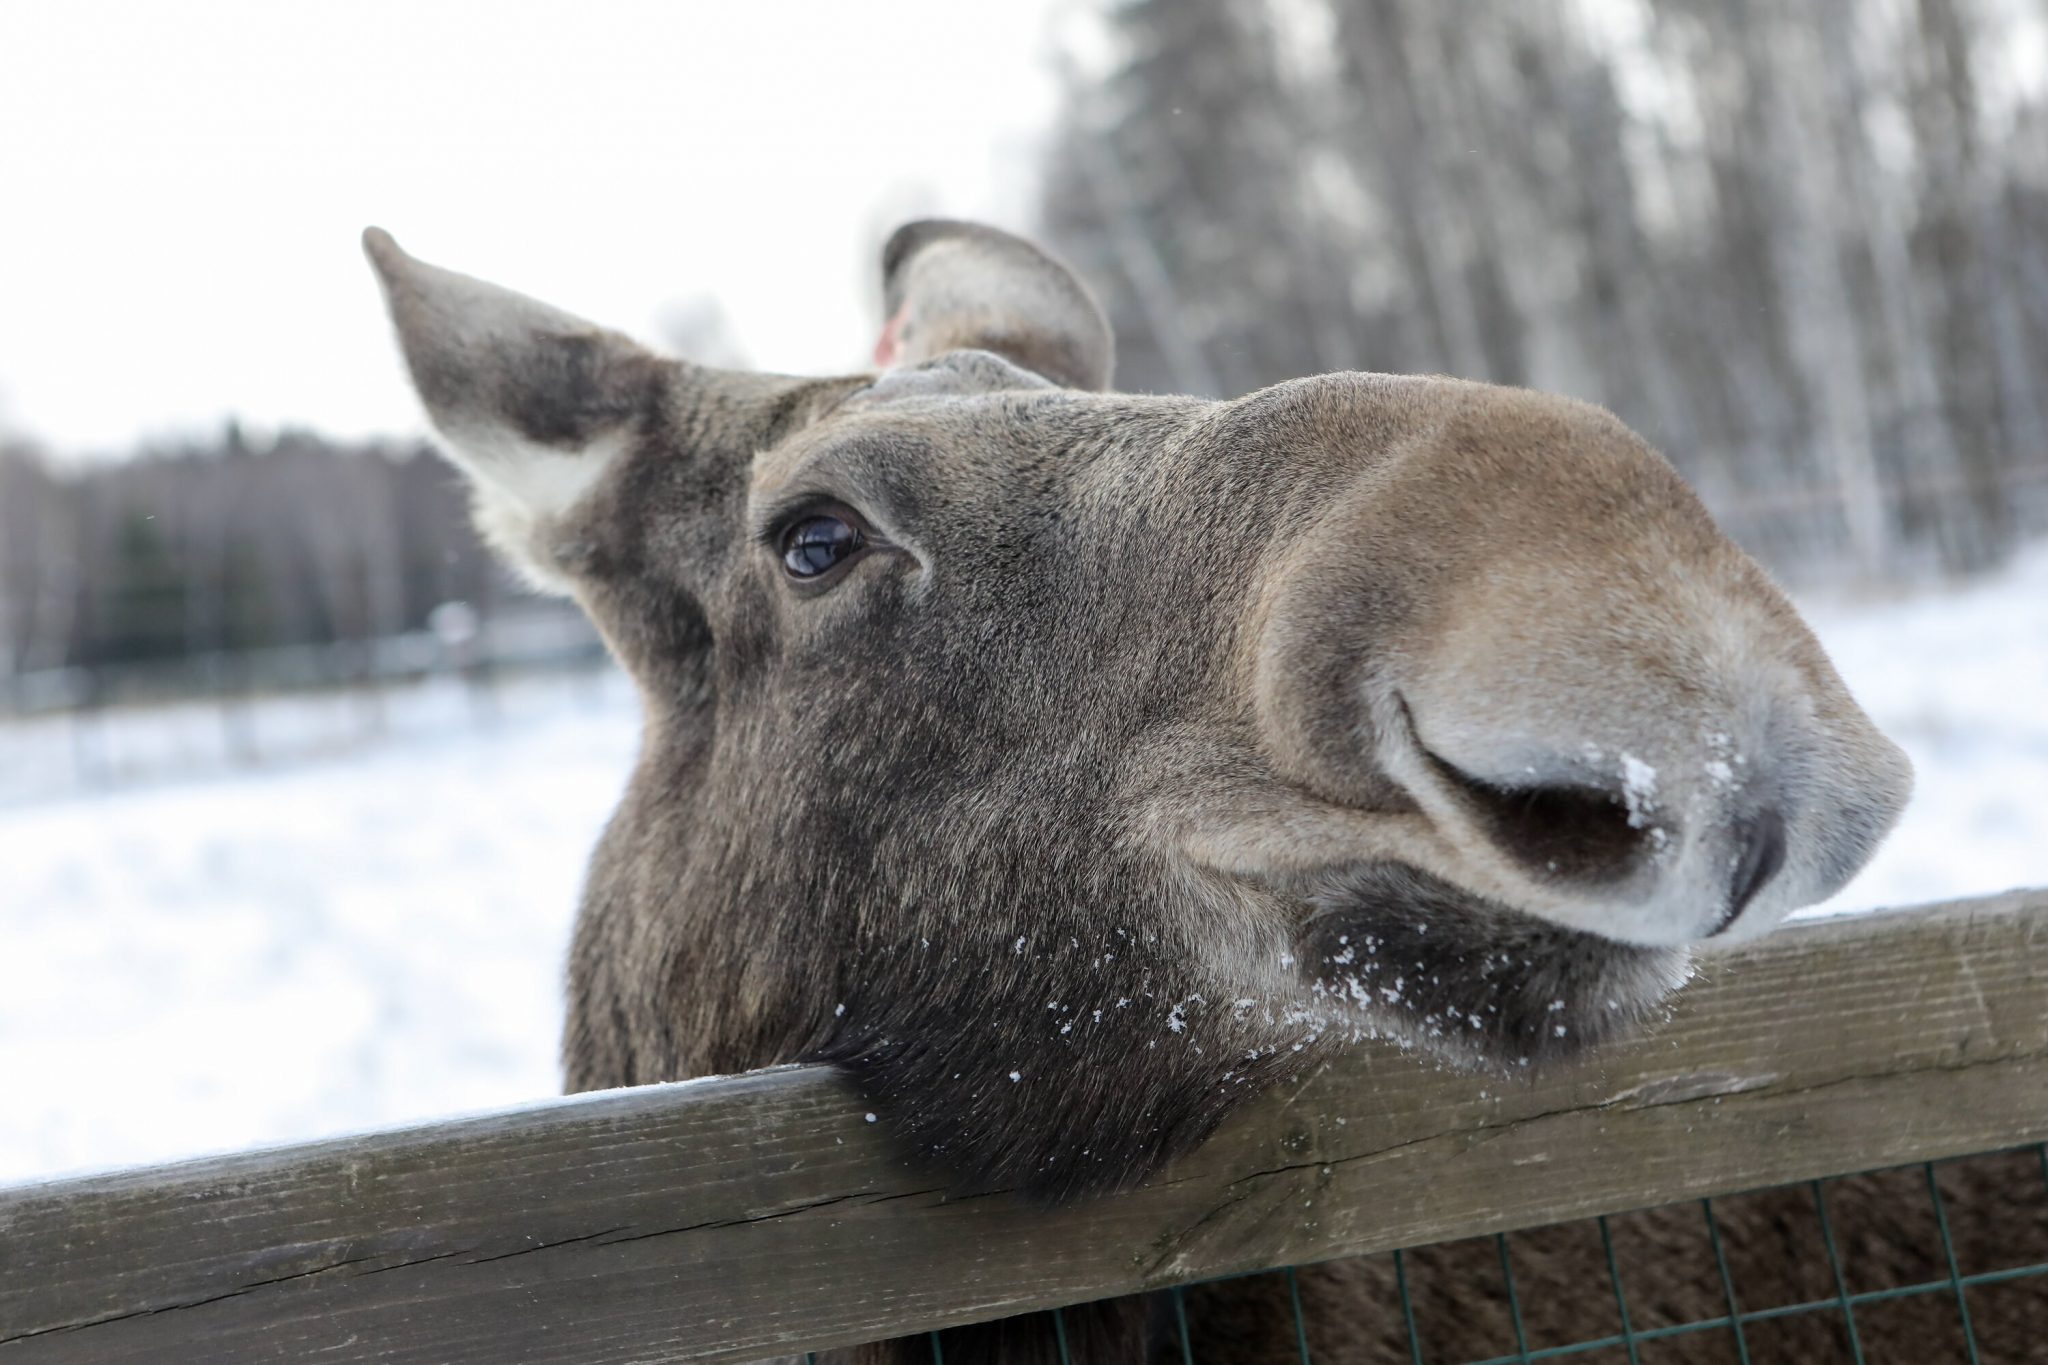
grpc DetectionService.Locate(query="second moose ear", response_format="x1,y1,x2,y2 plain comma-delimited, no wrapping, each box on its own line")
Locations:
875,220,1114,391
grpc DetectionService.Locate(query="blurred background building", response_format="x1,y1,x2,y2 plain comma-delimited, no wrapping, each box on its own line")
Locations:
3,0,2045,1181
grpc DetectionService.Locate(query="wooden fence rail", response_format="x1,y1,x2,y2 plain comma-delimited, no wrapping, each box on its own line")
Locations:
3,889,2045,1363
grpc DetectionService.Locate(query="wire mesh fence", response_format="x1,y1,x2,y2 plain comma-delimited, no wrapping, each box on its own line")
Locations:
879,1144,2048,1364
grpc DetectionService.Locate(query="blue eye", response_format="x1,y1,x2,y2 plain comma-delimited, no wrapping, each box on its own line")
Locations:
781,514,863,579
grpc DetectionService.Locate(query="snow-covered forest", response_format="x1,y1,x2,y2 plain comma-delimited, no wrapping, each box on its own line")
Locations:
1041,0,2048,578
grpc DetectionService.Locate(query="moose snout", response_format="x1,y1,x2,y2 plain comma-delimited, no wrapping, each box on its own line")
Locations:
1229,373,1910,950
1396,719,1780,943
1248,593,1909,949
1380,655,1912,947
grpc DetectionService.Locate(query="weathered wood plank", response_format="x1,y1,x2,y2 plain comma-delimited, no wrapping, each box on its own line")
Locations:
2,889,2044,1363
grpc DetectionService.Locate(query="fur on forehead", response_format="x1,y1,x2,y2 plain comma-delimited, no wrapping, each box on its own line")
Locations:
862,349,1059,402
747,358,1081,532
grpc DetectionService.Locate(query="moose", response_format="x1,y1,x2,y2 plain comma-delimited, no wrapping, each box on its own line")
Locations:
364,222,2033,1361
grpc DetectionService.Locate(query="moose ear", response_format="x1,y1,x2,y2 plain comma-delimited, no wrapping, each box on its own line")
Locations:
363,227,667,591
875,220,1114,391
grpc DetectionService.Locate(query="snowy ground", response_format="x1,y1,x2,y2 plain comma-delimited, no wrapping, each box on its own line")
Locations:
3,550,2046,1186
0,672,641,1184
1793,549,2048,915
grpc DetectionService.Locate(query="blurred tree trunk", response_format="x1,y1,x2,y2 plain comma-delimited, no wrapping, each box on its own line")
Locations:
1042,0,2048,581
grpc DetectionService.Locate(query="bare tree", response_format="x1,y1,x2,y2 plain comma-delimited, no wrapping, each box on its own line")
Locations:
1041,0,2048,579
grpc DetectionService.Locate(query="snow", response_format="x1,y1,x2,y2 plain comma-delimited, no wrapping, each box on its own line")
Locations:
1796,544,2048,916
1618,752,1659,828
3,547,2046,1185
0,671,639,1184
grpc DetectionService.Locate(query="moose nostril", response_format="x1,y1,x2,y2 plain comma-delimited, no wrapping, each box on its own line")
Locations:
1719,806,1788,932
1426,754,1647,887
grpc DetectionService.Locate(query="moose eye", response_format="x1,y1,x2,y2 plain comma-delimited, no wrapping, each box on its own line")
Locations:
780,514,864,579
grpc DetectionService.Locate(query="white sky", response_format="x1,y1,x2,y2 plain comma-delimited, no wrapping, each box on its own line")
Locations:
0,1,1065,458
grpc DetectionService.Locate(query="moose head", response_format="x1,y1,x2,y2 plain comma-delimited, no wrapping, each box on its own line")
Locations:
366,221,1909,1201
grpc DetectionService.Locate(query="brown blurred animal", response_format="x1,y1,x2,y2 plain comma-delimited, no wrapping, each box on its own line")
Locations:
359,221,2014,1363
